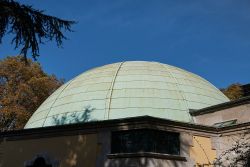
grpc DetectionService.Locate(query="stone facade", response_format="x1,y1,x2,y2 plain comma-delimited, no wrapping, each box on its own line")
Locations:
194,104,250,126
1,97,250,167
1,116,249,167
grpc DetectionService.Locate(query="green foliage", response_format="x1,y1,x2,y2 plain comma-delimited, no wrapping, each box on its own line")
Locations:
0,0,75,61
0,56,63,131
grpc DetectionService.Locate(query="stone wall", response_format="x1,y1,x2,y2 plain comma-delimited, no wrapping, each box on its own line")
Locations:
0,134,98,167
194,104,250,126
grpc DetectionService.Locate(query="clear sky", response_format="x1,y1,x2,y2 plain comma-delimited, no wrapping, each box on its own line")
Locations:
0,0,249,88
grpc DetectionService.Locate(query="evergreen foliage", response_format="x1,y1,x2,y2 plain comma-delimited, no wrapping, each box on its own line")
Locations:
0,0,75,61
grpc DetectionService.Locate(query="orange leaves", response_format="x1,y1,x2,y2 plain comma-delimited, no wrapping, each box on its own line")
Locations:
221,83,244,101
0,56,63,131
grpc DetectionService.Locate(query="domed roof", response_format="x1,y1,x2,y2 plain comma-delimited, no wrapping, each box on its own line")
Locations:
25,61,229,129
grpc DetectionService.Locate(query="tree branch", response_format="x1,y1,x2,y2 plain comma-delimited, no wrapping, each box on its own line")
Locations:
0,0,76,61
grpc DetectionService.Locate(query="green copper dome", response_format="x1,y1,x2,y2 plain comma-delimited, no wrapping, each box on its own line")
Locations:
25,61,229,129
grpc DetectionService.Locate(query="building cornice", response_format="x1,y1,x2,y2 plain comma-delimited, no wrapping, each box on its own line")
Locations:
0,116,215,139
1,116,250,140
190,96,250,116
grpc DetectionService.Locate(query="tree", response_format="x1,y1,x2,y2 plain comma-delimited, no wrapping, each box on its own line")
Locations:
221,83,244,100
0,0,75,61
0,56,63,131
213,133,250,167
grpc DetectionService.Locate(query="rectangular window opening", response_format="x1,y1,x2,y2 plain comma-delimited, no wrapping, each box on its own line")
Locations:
213,119,237,127
111,129,180,155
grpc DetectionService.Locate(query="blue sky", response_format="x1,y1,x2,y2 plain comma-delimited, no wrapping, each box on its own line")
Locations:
0,0,249,88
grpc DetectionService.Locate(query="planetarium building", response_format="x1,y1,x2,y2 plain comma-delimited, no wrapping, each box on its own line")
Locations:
1,61,250,167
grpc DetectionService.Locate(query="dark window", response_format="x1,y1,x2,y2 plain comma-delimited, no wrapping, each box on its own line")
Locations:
213,119,237,127
111,129,180,155
26,157,52,167
246,156,250,167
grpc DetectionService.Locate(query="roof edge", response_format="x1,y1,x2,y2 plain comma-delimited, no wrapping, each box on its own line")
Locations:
1,116,250,140
0,116,216,138
190,96,250,116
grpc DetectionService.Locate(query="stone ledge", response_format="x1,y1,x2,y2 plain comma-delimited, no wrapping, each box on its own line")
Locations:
107,152,187,161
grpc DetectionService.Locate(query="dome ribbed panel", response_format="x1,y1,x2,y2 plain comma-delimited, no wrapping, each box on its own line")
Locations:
24,61,229,129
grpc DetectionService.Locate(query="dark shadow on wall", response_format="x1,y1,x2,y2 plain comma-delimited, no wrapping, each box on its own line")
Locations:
26,157,52,167
24,153,59,167
52,105,95,126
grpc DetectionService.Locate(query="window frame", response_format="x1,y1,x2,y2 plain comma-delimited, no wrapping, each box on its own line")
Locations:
111,128,180,155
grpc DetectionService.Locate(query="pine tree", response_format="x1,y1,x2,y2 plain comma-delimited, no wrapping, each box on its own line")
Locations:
0,0,75,61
